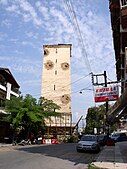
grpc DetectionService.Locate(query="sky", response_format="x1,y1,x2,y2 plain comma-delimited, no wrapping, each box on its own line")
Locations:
0,0,117,126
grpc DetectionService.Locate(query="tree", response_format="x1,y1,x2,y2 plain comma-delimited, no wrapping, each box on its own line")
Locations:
3,94,61,141
85,103,113,134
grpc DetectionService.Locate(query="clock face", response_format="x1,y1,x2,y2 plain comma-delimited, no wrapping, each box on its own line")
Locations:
44,49,49,56
44,60,54,70
61,62,69,70
61,94,71,104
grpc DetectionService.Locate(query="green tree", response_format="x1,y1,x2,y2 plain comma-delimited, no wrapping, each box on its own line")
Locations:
4,94,61,141
85,103,111,134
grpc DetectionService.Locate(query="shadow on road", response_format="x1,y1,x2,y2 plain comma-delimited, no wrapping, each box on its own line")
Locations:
15,143,98,166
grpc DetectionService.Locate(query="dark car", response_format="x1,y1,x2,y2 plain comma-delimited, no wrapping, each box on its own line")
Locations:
111,132,127,142
76,135,101,153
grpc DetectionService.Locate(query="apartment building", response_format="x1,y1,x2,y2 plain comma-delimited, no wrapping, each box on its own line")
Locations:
0,67,20,143
108,0,127,124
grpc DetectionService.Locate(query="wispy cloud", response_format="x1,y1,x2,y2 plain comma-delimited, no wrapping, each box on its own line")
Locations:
25,31,38,39
0,0,8,5
1,19,11,27
0,32,8,41
19,0,42,26
0,0,117,122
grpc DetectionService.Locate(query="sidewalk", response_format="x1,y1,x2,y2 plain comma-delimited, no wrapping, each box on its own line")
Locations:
0,143,12,147
92,142,127,169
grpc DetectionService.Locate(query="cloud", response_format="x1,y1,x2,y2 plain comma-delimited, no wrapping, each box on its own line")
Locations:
6,4,18,12
35,1,49,20
8,38,18,43
25,31,38,39
0,55,42,76
3,0,42,27
0,0,8,5
0,32,8,41
1,19,11,27
19,0,42,26
22,41,37,48
0,0,117,123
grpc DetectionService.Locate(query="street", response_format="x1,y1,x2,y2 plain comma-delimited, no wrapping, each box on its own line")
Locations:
0,143,99,169
118,141,127,163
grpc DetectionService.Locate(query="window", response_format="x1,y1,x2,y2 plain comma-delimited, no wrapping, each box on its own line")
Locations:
54,85,55,90
55,70,57,75
56,59,57,63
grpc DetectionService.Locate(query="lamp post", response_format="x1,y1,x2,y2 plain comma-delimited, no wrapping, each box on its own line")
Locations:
79,88,93,94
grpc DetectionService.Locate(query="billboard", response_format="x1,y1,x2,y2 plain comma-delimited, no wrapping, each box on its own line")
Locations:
95,86,119,102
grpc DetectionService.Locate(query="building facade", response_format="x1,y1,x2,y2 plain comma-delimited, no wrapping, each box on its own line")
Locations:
41,44,72,139
108,0,127,124
0,68,20,108
0,67,20,143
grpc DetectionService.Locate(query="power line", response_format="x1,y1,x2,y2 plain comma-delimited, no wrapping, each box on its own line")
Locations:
63,0,92,73
21,73,91,97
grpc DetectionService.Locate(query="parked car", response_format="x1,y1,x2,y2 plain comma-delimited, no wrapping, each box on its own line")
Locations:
111,132,127,142
76,135,101,153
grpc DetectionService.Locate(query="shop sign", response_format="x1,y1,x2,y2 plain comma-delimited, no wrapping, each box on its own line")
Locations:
95,86,119,102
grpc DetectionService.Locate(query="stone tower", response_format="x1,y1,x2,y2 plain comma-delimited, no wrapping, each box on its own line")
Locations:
41,44,72,128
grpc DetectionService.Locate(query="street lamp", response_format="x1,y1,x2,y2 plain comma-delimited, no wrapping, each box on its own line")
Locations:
79,88,93,94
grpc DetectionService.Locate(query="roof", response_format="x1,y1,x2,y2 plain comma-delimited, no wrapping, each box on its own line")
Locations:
0,67,20,88
43,44,72,48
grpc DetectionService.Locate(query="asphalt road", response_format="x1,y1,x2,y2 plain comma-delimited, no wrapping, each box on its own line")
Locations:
0,143,99,169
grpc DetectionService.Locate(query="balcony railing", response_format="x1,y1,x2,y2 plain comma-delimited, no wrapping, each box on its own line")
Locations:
0,81,6,87
11,87,20,94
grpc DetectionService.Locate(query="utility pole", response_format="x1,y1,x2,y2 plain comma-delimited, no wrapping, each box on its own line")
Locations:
91,71,117,136
104,71,109,137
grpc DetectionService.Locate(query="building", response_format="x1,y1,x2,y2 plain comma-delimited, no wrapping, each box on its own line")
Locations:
108,0,127,125
0,67,20,143
0,67,20,105
41,44,73,141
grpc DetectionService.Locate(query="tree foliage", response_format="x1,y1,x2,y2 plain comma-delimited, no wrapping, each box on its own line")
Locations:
3,94,61,140
85,103,116,134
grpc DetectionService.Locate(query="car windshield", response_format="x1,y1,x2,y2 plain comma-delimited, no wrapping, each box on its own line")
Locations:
81,135,97,141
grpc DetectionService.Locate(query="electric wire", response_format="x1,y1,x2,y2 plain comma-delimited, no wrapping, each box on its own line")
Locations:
63,0,92,73
63,0,96,108
22,73,91,96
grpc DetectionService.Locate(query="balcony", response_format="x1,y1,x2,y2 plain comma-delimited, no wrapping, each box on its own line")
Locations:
0,83,19,99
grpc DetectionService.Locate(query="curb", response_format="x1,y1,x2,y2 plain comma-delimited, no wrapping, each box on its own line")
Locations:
88,163,105,169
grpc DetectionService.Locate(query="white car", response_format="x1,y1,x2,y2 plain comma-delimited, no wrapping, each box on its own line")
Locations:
76,135,101,153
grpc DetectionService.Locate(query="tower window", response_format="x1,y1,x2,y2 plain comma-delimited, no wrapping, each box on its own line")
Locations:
54,85,56,90
55,70,57,75
56,49,57,53
56,59,57,63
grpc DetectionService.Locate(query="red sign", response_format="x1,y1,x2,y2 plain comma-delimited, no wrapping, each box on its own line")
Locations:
94,86,119,102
